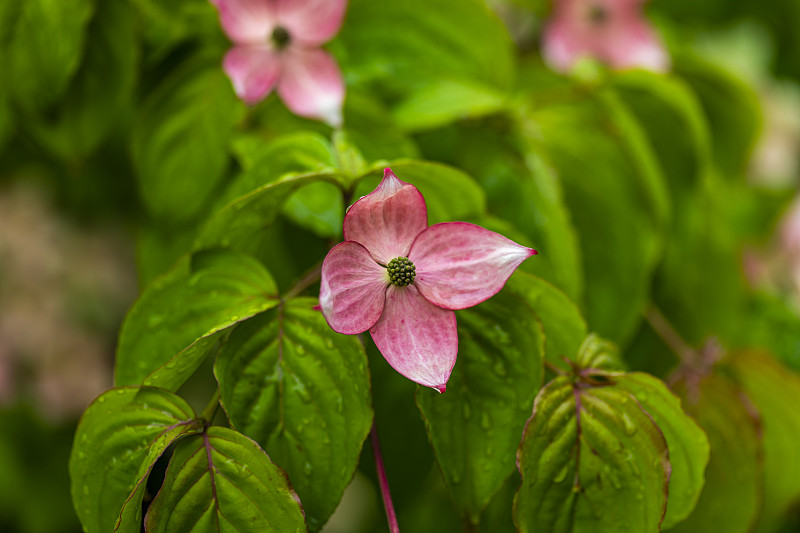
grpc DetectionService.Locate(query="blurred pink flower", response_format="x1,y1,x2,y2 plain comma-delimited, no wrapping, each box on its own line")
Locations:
210,0,347,126
319,168,537,391
543,0,669,73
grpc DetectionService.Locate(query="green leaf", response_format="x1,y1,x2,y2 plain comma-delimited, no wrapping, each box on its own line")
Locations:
225,132,343,238
4,0,94,111
573,334,625,372
527,89,666,345
504,272,587,370
132,60,245,223
144,427,307,532
227,132,339,200
70,387,201,533
674,54,761,180
28,0,138,157
416,287,545,526
611,70,713,200
332,129,368,183
194,172,337,254
393,80,508,132
353,161,486,224
215,298,372,531
514,375,670,533
730,351,800,530
340,0,514,91
115,249,280,388
668,372,762,533
613,373,710,529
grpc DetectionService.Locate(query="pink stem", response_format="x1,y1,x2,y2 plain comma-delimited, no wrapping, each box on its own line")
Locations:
371,422,400,533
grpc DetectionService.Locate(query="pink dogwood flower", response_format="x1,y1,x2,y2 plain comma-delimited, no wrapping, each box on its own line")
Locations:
210,0,347,126
543,0,669,73
319,168,537,392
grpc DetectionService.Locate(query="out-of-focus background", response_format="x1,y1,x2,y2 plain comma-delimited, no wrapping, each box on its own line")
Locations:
2,0,800,531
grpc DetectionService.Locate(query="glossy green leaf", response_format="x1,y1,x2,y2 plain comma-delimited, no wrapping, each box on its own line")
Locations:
115,249,280,388
574,334,625,372
353,161,486,225
669,372,762,533
194,172,337,254
730,351,800,530
393,80,508,132
132,61,245,223
340,0,514,91
416,288,545,526
215,298,372,531
613,373,710,529
514,375,670,533
226,132,339,200
70,387,201,533
144,427,307,532
4,0,93,111
28,0,137,157
226,132,343,238
504,272,587,370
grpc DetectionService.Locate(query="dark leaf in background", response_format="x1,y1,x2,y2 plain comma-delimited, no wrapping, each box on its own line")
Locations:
3,0,94,112
669,371,762,533
132,59,245,223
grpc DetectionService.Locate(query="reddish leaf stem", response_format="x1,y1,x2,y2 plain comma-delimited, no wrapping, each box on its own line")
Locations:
370,422,400,533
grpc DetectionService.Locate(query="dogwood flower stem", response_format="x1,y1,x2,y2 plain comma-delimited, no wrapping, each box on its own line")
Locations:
644,305,697,364
370,422,400,533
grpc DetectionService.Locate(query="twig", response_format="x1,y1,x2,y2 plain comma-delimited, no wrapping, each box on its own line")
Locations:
644,306,696,364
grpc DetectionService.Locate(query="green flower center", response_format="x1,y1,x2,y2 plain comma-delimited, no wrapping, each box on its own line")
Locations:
386,257,416,287
271,26,291,49
588,4,608,25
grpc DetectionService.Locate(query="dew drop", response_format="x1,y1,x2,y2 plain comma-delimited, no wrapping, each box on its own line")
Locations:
553,464,569,484
620,413,637,436
480,412,492,430
493,361,507,376
303,462,313,476
462,402,472,420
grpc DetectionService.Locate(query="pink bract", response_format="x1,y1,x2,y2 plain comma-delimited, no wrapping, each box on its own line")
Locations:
210,0,347,126
319,168,537,391
543,0,669,73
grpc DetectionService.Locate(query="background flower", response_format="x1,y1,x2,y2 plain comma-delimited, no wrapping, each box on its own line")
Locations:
211,0,347,125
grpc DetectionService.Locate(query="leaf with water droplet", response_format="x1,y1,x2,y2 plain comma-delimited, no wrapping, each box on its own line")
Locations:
613,372,710,529
116,249,280,389
215,297,372,531
416,288,545,527
145,427,305,532
69,387,201,533
514,375,671,533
